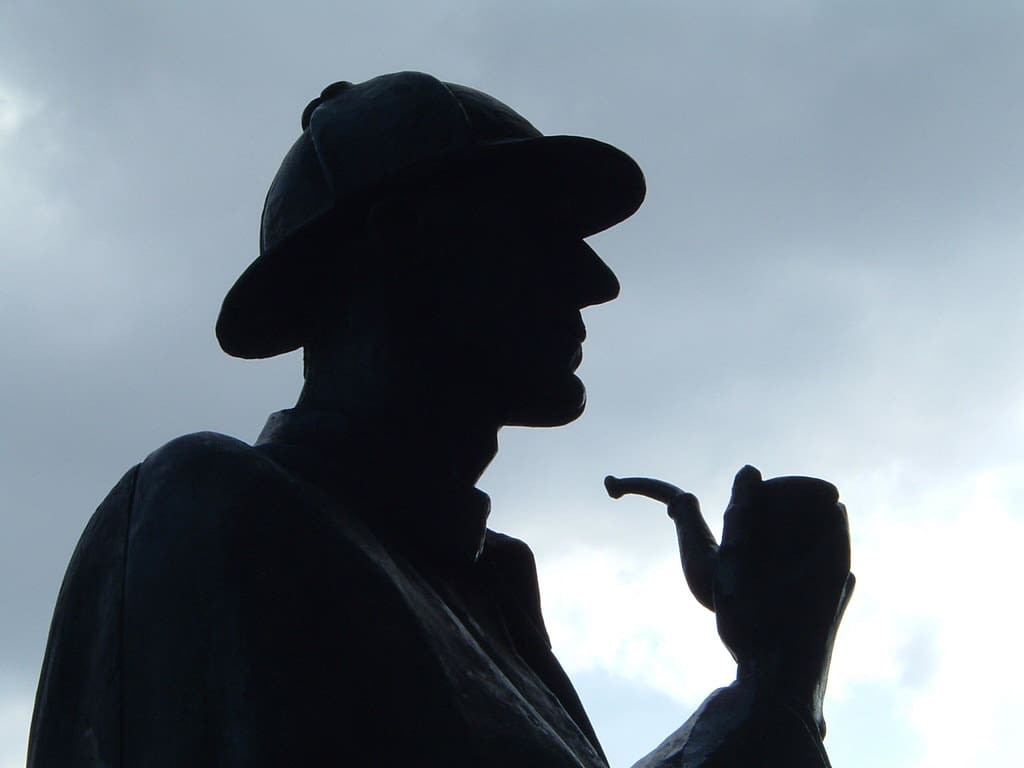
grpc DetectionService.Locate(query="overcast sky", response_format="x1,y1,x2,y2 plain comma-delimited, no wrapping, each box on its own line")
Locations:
3,2,1024,765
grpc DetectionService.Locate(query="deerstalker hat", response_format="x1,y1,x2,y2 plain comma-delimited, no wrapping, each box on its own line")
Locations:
216,71,646,359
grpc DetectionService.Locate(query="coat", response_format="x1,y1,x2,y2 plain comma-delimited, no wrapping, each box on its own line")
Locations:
28,409,608,767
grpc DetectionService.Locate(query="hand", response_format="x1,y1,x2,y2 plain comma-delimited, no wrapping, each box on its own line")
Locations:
606,465,855,730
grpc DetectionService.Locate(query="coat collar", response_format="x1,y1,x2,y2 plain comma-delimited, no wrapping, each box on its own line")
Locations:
255,408,491,568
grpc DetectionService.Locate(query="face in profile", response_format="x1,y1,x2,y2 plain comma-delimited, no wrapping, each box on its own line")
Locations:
410,185,621,428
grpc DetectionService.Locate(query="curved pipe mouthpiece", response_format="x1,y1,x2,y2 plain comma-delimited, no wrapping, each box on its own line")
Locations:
605,474,719,612
604,475,685,504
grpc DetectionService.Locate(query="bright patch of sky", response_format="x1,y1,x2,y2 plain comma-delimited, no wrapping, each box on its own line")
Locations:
0,80,39,141
528,463,1024,766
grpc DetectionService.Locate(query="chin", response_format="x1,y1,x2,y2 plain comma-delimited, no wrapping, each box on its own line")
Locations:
504,376,588,428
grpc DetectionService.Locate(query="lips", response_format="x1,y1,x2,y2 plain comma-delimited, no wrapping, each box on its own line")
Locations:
518,314,587,373
534,326,584,372
566,314,586,370
570,344,583,371
572,314,587,344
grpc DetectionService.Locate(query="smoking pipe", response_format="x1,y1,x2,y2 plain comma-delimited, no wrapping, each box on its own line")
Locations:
604,473,722,612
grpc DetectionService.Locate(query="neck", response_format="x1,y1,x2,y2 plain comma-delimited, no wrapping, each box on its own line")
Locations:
295,380,500,491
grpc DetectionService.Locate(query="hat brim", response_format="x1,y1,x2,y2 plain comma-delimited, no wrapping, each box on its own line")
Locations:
458,134,646,239
216,134,645,359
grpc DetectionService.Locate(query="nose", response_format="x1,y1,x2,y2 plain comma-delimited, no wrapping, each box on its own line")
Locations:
565,240,620,308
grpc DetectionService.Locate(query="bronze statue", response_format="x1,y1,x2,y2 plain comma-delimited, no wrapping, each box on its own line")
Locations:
28,71,852,767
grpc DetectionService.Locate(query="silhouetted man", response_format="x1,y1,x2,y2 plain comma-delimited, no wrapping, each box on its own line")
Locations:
29,71,643,767
29,72,850,767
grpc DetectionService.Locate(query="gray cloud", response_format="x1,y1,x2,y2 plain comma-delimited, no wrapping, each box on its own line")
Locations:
3,2,1024,763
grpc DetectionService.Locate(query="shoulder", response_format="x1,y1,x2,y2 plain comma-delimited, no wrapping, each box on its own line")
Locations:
134,430,296,518
127,429,387,564
125,430,333,583
123,430,377,620
140,430,269,484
